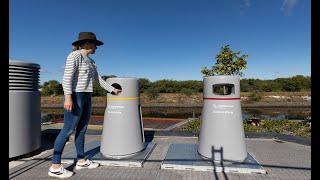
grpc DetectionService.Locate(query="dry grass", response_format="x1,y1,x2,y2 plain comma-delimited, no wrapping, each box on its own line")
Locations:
41,91,310,106
240,91,311,97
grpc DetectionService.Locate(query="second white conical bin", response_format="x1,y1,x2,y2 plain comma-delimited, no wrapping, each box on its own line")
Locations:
100,77,145,158
197,75,247,162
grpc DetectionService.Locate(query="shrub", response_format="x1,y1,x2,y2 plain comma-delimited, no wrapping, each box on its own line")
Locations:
181,118,201,131
248,91,263,102
145,87,160,99
180,88,195,96
182,118,310,138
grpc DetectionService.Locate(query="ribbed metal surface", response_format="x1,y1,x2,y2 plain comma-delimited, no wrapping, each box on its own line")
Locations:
9,59,41,158
9,60,40,91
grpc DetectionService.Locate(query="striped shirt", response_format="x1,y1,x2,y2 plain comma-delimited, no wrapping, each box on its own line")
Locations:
62,50,115,95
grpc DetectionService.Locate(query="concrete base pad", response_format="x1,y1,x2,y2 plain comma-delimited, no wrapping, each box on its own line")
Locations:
161,143,266,174
61,140,156,167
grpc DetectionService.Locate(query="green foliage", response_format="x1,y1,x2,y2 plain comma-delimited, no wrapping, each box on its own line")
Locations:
181,118,201,131
282,75,311,92
92,81,107,96
244,119,310,138
180,88,195,96
179,80,203,93
93,75,117,96
240,78,259,92
243,122,261,132
40,80,63,96
283,121,311,138
201,45,249,77
139,78,152,93
248,91,263,102
40,75,311,97
145,86,160,99
182,118,310,138
153,79,180,93
240,76,311,92
262,119,288,133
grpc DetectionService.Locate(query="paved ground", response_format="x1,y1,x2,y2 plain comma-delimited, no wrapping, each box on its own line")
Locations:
9,125,311,180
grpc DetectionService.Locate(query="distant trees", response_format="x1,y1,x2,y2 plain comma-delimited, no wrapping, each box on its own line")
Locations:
41,44,310,96
40,75,311,96
201,45,249,77
92,75,117,96
240,75,311,92
40,80,63,96
282,75,311,92
139,78,152,93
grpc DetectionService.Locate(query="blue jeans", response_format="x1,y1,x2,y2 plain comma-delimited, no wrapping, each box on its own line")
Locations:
52,92,92,164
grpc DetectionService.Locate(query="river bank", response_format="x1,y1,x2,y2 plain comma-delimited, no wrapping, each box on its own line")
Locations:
41,92,311,108
41,92,311,139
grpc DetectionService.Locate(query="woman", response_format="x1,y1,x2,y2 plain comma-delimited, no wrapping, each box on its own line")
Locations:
48,32,122,178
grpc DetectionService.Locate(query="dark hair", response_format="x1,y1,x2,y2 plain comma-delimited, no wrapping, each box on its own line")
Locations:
72,45,80,51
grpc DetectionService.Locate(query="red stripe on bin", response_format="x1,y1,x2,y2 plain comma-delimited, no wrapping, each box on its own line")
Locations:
203,98,240,100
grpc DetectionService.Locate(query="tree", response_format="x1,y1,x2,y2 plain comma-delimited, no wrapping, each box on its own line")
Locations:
92,81,107,96
40,80,63,96
93,75,117,96
139,78,152,93
201,45,249,76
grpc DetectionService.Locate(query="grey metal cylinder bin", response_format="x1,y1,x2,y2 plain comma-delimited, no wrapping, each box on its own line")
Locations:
100,77,145,158
9,60,41,158
197,75,247,162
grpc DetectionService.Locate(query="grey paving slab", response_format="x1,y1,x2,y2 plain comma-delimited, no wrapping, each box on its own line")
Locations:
61,140,156,167
9,132,311,180
161,143,266,174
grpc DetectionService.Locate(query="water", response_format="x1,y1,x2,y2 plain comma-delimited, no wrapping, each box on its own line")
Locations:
141,107,311,120
41,107,311,122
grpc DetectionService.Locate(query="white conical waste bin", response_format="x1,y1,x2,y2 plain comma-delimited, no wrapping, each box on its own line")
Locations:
100,77,145,158
197,75,247,162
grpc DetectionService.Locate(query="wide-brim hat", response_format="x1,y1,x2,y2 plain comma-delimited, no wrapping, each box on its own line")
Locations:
72,32,104,46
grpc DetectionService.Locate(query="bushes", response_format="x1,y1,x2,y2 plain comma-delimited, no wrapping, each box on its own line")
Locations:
248,91,263,102
181,118,311,138
181,118,201,131
40,75,310,97
145,87,160,99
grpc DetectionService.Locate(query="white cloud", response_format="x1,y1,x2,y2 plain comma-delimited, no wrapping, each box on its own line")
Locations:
281,0,297,16
240,0,252,15
243,0,251,8
40,68,51,74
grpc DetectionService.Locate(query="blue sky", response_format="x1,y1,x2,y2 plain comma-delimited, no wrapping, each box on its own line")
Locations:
9,0,311,85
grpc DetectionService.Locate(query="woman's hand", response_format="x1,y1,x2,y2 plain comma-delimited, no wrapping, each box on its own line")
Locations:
64,94,73,112
113,89,122,96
